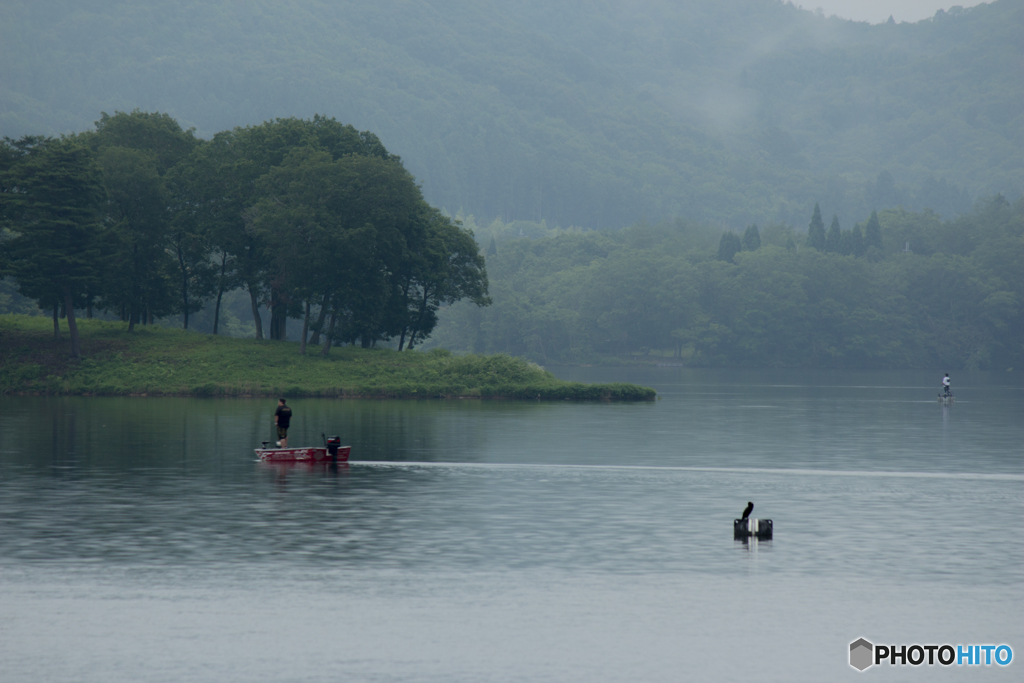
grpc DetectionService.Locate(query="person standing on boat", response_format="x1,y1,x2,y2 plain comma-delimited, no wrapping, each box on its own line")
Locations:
942,373,951,397
274,398,292,447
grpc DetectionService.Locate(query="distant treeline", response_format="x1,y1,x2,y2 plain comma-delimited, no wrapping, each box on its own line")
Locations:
0,111,489,358
429,197,1023,371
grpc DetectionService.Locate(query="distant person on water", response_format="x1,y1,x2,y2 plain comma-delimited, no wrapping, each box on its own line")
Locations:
274,398,292,447
942,373,951,397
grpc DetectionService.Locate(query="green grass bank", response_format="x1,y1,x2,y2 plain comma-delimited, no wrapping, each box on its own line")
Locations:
0,315,655,401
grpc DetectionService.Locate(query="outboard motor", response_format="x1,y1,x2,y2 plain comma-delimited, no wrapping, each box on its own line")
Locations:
326,436,341,460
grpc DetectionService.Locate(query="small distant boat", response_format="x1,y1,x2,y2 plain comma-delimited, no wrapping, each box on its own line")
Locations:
255,435,350,463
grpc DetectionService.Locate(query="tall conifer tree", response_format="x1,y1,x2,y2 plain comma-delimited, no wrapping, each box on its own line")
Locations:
850,224,865,257
742,224,761,251
717,231,741,262
807,203,826,250
825,215,842,252
864,210,883,250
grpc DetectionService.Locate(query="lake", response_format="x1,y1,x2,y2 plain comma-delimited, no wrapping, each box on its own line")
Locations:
1,368,1021,682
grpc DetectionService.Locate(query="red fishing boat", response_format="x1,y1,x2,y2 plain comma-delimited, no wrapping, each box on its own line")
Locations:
255,435,351,463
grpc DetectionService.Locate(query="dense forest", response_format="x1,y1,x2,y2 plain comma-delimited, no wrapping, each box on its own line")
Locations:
0,112,489,358
0,0,1020,229
427,196,1023,371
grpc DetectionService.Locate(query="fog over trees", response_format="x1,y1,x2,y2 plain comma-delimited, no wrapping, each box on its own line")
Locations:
0,0,1020,368
0,0,1019,228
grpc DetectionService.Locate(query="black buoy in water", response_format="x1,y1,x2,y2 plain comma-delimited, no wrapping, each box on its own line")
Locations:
734,518,773,540
735,501,772,539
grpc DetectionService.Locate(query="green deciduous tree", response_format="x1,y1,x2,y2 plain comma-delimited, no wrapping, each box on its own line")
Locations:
94,145,176,330
87,111,201,330
398,210,490,350
209,116,400,341
165,141,232,331
249,136,488,354
0,137,109,357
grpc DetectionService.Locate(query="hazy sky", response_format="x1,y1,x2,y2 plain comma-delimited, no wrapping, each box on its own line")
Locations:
805,0,986,24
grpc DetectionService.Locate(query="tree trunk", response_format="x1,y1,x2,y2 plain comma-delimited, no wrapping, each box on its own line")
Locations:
177,244,190,330
407,288,432,350
64,287,81,359
300,299,310,355
397,282,412,351
52,303,61,340
309,291,329,345
212,252,228,335
248,285,263,340
128,241,139,332
321,308,338,356
268,285,288,341
212,287,224,335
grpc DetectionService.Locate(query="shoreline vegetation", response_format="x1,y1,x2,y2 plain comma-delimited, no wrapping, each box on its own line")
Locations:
0,315,655,401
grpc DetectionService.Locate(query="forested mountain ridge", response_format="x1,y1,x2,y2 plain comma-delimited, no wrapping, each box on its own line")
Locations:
1,0,1020,230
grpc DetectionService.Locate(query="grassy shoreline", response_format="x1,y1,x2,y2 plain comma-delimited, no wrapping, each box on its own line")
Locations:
0,315,655,401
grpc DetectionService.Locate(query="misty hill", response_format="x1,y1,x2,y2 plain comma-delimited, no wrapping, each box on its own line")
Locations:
427,197,1024,371
1,0,1020,229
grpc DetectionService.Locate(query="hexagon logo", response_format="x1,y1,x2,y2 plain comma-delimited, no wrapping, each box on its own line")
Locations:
850,638,874,671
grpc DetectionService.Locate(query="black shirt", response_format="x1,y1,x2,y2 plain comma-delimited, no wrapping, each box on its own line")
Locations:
275,405,292,428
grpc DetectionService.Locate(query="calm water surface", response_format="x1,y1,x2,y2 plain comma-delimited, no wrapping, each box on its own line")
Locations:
1,368,1021,682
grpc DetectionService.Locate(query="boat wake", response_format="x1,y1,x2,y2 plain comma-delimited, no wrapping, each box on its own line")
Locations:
346,461,1023,482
